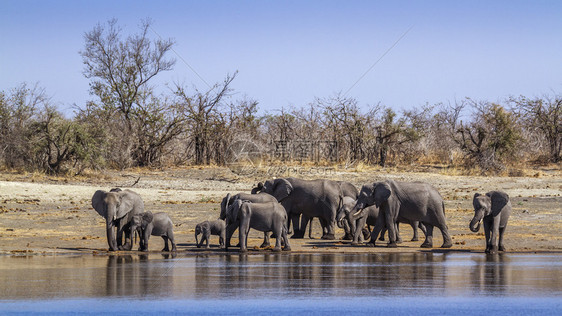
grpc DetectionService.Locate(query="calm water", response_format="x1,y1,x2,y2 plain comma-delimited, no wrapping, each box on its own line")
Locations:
0,252,561,314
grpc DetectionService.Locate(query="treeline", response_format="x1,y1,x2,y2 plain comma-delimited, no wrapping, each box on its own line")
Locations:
0,20,560,175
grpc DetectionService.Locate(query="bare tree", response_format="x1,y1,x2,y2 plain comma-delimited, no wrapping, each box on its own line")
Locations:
511,95,561,163
80,19,178,167
0,83,45,169
175,73,237,165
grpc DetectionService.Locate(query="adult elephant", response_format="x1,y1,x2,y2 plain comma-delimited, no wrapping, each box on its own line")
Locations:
351,180,452,248
337,196,426,245
220,192,277,247
299,180,359,239
91,189,145,251
255,177,343,240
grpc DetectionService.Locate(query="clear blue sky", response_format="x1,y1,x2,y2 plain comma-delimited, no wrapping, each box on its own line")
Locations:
1,1,561,115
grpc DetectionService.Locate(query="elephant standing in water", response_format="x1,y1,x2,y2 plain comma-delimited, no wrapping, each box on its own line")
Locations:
469,191,511,254
92,189,144,251
352,180,452,248
253,178,345,240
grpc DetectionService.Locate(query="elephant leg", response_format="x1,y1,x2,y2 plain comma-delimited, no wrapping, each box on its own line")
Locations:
322,219,336,240
116,219,125,250
161,236,170,252
205,232,211,249
273,227,283,252
484,220,492,253
385,214,398,248
298,214,311,239
352,217,366,245
420,224,434,248
140,232,149,252
225,223,237,247
260,232,271,248
410,221,419,241
395,222,402,244
220,229,226,248
239,221,249,252
318,217,330,239
121,222,133,250
340,219,352,240
498,225,507,252
168,230,177,252
489,219,500,254
290,213,303,239
282,227,291,251
369,218,385,247
438,223,453,248
106,221,118,251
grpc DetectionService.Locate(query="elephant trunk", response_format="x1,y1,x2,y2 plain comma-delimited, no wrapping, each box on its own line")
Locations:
469,211,484,232
106,220,117,251
336,211,345,228
195,231,200,248
351,202,365,217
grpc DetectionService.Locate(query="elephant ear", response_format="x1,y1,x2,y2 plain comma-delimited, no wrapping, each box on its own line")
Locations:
92,190,107,218
115,191,135,219
220,193,231,220
141,211,154,228
374,182,392,206
488,191,509,214
251,182,264,194
228,200,241,223
273,179,293,201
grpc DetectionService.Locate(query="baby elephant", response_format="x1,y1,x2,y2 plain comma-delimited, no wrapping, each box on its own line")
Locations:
469,191,511,254
130,211,177,252
195,220,226,249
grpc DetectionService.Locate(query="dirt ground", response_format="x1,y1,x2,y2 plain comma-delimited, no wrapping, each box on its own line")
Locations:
0,165,560,255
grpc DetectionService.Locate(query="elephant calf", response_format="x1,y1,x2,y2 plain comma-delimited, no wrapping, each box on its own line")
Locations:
469,191,511,254
131,211,177,252
195,220,226,249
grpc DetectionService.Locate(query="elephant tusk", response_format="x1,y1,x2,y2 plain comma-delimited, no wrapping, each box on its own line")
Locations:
352,210,362,217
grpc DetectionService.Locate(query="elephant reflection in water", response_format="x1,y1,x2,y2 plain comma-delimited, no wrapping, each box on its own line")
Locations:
470,254,510,294
105,254,173,296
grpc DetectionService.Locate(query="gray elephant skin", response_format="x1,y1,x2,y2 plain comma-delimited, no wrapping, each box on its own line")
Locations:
91,189,145,251
254,178,352,240
220,192,277,247
130,211,176,252
337,196,425,245
469,191,511,254
352,180,452,248
195,220,226,249
226,200,291,252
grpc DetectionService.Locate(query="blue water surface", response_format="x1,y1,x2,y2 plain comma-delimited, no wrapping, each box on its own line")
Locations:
0,253,560,314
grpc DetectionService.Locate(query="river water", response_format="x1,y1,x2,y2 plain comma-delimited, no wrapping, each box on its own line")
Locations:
0,252,560,314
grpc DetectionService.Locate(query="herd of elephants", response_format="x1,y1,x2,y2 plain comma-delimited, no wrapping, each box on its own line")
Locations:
91,177,512,254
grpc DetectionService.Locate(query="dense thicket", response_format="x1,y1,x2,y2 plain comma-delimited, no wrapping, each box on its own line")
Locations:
0,20,559,174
